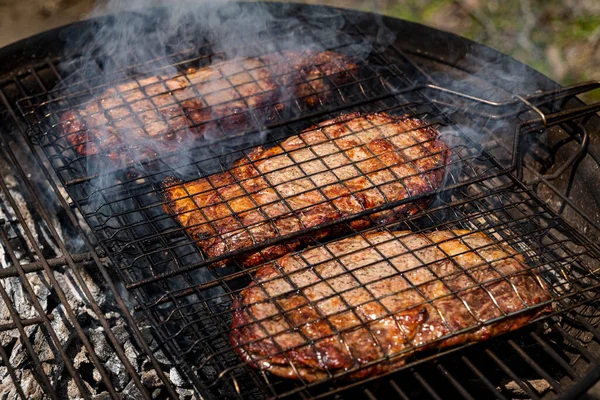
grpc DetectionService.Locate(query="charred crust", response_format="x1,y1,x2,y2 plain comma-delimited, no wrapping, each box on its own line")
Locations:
161,176,183,190
160,176,185,211
59,110,77,124
317,111,363,127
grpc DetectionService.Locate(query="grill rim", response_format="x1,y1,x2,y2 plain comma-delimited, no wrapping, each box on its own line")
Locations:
1,2,600,399
0,2,573,94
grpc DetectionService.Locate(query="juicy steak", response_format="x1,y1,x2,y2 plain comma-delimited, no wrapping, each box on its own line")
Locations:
162,112,449,267
59,50,357,166
230,229,552,381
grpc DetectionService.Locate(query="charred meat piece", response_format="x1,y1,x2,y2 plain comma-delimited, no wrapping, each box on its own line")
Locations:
230,229,552,381
59,50,357,166
162,112,449,267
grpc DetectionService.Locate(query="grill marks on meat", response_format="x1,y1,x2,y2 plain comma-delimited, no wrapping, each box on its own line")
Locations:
230,230,552,381
59,50,357,165
162,112,449,267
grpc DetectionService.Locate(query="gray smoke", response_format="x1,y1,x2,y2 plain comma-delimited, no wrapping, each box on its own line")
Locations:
50,2,394,391
55,0,392,191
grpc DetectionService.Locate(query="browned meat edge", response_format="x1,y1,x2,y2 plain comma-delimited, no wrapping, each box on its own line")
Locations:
162,111,450,268
58,50,357,167
230,229,552,382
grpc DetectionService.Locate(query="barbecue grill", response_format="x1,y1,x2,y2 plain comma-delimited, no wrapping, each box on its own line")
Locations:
1,2,600,399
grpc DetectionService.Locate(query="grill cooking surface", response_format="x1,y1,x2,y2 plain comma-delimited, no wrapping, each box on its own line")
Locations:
231,229,552,382
2,3,600,399
57,50,358,166
162,112,449,268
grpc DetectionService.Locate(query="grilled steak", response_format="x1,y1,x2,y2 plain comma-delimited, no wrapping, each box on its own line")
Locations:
162,112,449,268
230,229,552,381
59,50,356,165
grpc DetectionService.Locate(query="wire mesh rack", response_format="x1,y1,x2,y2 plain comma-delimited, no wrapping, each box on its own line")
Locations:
3,3,600,399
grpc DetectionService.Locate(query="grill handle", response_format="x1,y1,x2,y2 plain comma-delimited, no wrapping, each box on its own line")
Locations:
521,101,600,132
415,81,600,120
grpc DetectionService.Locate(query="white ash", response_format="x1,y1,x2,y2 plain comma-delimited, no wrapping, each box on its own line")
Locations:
0,261,191,399
0,367,46,399
105,353,130,391
499,379,552,398
176,388,199,400
0,182,191,399
170,368,186,387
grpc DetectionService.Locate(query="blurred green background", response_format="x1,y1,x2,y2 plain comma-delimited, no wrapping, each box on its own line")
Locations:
298,0,600,102
0,0,598,101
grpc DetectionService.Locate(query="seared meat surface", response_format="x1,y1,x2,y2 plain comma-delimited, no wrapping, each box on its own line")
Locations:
162,112,449,267
230,229,552,381
59,50,356,165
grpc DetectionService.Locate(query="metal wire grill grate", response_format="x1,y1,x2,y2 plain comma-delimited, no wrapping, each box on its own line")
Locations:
0,98,178,398
19,17,406,178
3,3,600,399
134,173,600,399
